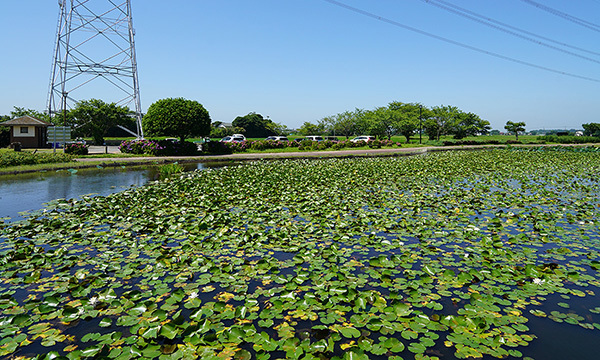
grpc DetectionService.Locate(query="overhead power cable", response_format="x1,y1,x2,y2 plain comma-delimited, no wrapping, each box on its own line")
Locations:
518,0,600,33
421,0,600,61
320,0,600,83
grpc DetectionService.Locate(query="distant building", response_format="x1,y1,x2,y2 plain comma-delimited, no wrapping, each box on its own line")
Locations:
0,116,53,148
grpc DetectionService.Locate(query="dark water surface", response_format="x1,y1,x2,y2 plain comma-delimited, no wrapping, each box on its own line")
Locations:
0,162,225,222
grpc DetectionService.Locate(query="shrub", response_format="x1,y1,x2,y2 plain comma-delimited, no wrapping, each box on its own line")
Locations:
119,139,163,155
153,140,199,156
369,140,382,149
0,150,72,168
119,139,199,156
536,135,600,144
224,141,251,153
63,143,89,155
202,141,232,155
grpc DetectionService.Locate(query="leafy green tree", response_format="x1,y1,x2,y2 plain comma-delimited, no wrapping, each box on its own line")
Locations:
10,107,51,123
268,122,291,136
365,107,397,140
298,121,325,136
426,105,460,141
389,102,421,143
143,98,211,142
210,126,245,138
582,123,600,137
70,99,131,145
232,113,275,138
0,115,10,147
452,112,491,139
504,121,526,140
329,110,361,139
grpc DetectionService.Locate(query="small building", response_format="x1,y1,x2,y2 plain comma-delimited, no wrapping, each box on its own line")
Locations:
0,116,53,148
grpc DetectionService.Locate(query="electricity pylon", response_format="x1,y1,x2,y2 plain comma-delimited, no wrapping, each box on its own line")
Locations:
47,0,143,138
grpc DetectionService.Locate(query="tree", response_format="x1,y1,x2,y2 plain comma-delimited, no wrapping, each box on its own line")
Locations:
452,112,491,139
426,105,460,141
10,107,53,123
232,112,275,138
0,114,10,147
582,123,600,137
70,99,131,145
504,121,526,140
298,121,325,136
388,102,420,143
364,107,398,140
331,110,360,139
143,98,211,142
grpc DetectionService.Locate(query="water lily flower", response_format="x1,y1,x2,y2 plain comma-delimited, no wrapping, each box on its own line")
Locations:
188,291,199,299
532,278,545,285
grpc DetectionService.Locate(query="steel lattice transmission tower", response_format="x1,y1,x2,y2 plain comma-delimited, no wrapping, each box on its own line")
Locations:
47,0,143,138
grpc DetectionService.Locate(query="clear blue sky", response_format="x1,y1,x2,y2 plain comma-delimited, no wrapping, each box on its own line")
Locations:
1,0,599,131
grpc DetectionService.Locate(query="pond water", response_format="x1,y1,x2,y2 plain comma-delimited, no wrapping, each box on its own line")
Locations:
0,161,231,222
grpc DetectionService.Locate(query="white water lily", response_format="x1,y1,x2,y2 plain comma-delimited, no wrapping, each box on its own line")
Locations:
89,296,99,306
189,291,199,299
532,278,545,285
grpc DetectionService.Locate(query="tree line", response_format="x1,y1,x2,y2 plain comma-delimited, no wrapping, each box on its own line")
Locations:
297,102,492,143
2,98,599,146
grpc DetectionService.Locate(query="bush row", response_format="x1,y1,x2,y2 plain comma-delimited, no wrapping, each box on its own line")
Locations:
119,138,403,156
536,135,600,144
119,139,199,156
443,139,526,146
0,151,73,168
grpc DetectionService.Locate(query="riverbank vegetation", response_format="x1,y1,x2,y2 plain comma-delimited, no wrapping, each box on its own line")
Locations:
1,147,600,359
0,149,73,169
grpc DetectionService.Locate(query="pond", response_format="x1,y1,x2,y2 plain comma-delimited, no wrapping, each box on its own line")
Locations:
0,161,233,222
1,148,600,360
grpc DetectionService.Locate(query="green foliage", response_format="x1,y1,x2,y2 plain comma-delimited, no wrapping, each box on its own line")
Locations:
582,123,600,137
63,143,89,155
143,98,211,141
505,121,526,140
537,135,600,144
232,113,275,138
0,149,72,168
0,119,9,147
1,149,600,359
70,99,131,145
9,107,51,123
158,163,184,178
298,121,326,136
210,126,245,139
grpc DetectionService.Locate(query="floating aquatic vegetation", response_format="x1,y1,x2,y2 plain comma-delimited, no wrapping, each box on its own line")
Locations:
1,149,599,359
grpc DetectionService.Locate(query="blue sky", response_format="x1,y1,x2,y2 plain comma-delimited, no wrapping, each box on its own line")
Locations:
1,0,599,131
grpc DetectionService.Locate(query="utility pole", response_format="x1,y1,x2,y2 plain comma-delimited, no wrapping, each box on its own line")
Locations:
47,0,144,138
419,105,423,144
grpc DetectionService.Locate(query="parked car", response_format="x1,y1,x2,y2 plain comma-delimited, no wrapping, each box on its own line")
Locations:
299,135,323,142
350,136,375,143
265,136,289,141
220,134,246,143
323,136,339,141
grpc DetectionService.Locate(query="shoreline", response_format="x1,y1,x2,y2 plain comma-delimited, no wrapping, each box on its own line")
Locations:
1,143,596,176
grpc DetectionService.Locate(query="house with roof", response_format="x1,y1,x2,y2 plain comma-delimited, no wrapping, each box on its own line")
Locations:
0,116,53,148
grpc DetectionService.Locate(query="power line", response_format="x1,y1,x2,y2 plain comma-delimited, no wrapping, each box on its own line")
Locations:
518,0,600,33
422,0,600,61
320,0,600,83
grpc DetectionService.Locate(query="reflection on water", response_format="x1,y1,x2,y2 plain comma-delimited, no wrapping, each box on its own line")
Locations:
0,162,227,222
